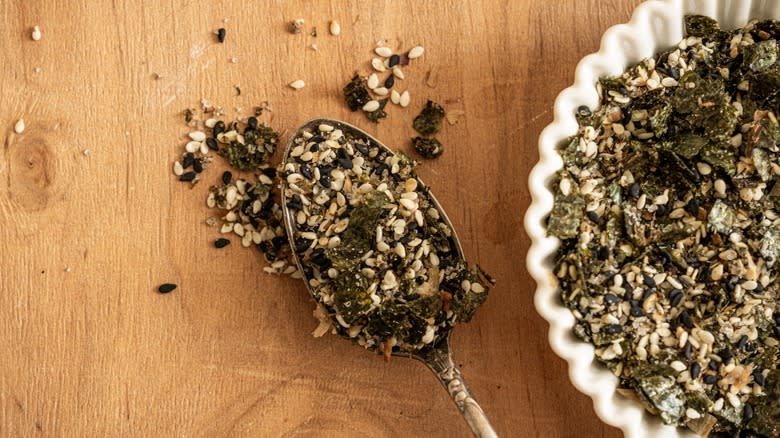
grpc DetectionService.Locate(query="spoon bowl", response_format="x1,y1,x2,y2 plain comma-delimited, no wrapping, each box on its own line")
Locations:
280,118,497,437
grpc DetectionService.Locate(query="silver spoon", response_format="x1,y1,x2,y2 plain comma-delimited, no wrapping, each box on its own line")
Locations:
280,118,497,438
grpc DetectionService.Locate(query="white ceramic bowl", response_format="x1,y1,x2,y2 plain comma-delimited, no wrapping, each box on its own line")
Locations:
525,0,780,436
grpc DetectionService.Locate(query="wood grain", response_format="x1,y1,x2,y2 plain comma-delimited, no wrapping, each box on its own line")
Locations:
0,0,643,436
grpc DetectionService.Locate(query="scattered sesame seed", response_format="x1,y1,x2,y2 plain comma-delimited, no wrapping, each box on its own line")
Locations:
31,25,41,41
14,119,25,134
371,58,386,72
375,46,393,57
367,73,379,89
158,283,177,294
390,89,401,105
392,66,405,79
216,28,226,43
362,100,380,112
408,46,424,59
399,90,410,107
289,79,305,90
214,238,230,248
329,20,340,36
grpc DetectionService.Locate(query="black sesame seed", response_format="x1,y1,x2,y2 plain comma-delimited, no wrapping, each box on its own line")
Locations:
745,342,757,352
247,116,258,130
678,309,694,329
736,334,748,349
222,171,232,185
213,121,225,137
384,74,395,89
388,54,400,67
683,341,693,360
703,375,718,385
319,175,331,188
690,362,702,380
309,143,320,152
262,167,277,178
576,105,592,117
300,165,313,180
182,152,195,169
622,106,632,122
193,159,203,173
604,293,620,304
643,275,656,289
602,324,623,334
215,238,230,248
295,237,313,253
206,137,219,151
630,301,645,317
753,370,766,387
753,281,763,292
655,204,667,217
338,157,353,169
743,403,754,423
216,28,226,43
311,135,326,143
158,283,177,293
597,246,611,260
708,360,720,371
718,349,733,365
629,182,641,198
670,289,684,307
179,171,197,182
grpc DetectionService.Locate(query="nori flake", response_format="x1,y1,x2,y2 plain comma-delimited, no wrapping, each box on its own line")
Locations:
219,123,279,171
411,136,444,159
685,15,720,38
413,100,446,135
343,75,371,112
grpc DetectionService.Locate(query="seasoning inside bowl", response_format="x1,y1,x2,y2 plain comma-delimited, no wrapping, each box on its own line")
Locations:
548,15,779,437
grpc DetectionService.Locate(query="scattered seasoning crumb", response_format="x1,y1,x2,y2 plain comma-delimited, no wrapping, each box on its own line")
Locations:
64,266,72,273
230,57,238,64
375,46,393,57
216,27,226,43
33,67,41,73
234,85,241,96
399,90,410,108
83,149,91,156
14,119,25,134
412,136,443,159
214,238,231,248
289,18,304,34
158,283,177,294
329,20,341,36
31,25,41,41
371,58,386,72
425,69,438,88
310,27,317,37
310,43,318,51
289,79,305,90
408,46,424,59
343,75,371,111
413,100,445,135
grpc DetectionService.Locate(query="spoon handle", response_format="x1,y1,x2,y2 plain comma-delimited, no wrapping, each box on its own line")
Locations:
421,346,498,438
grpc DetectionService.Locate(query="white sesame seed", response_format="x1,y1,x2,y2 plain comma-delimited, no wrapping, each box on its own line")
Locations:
189,131,206,141
14,118,25,134
221,222,233,233
399,90,410,107
394,243,406,258
408,46,424,59
199,142,209,154
367,73,379,89
714,179,727,197
329,20,341,36
32,26,41,41
670,360,687,372
371,58,387,72
390,89,401,104
205,118,217,128
318,123,334,132
471,283,485,293
362,100,380,112
392,67,405,79
685,408,701,420
183,141,198,153
289,79,305,90
173,161,184,176
373,87,388,96
375,46,393,57
727,392,741,409
377,241,390,252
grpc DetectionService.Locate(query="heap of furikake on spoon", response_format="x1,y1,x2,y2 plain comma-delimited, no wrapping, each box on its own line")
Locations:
280,119,494,358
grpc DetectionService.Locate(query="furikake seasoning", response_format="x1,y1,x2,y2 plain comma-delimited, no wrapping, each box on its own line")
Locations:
549,16,779,437
282,123,493,358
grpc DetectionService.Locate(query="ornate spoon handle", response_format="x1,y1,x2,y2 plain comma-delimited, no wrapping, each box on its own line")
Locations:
418,345,498,438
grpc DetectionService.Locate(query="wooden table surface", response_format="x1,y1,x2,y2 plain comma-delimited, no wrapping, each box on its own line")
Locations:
0,1,645,436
